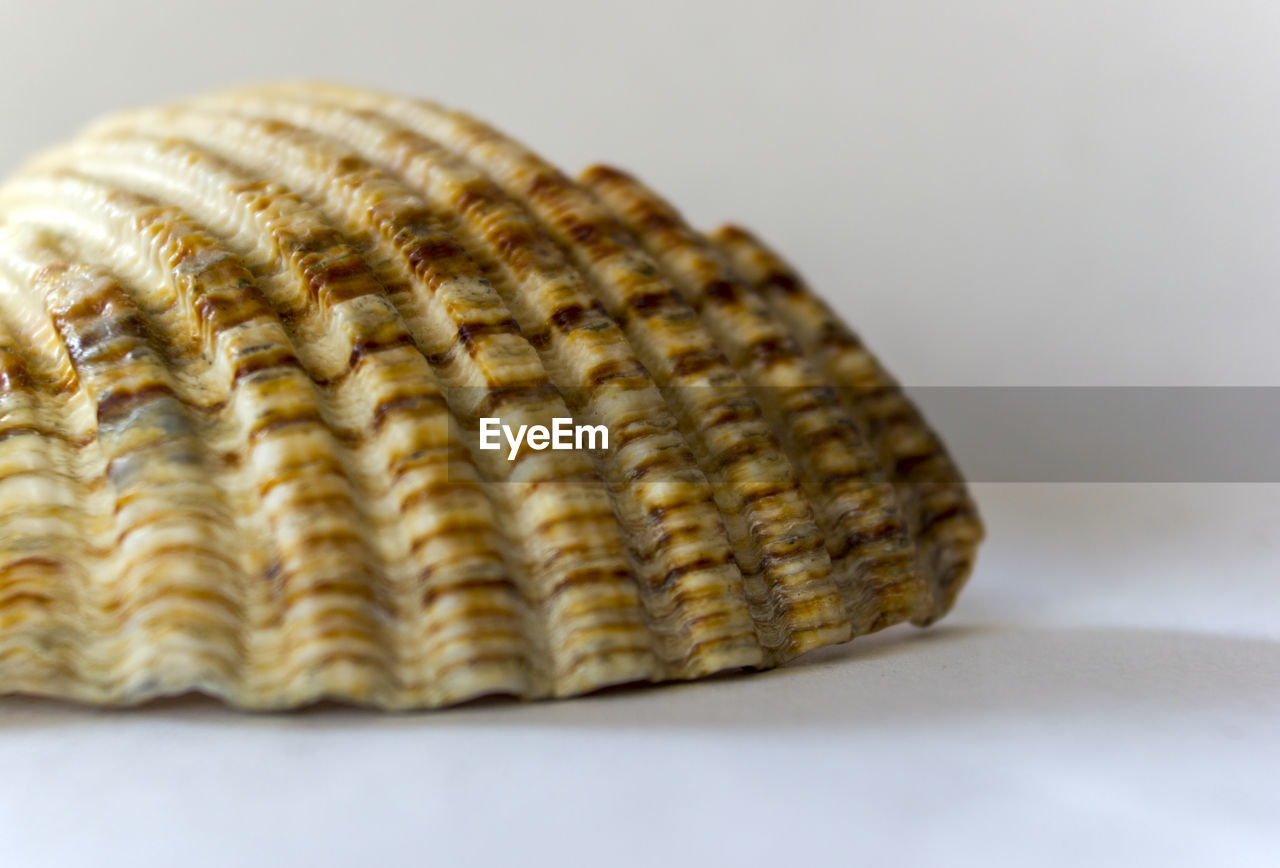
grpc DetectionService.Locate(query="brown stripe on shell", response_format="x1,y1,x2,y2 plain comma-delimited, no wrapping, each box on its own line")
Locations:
258,86,855,660
31,135,543,706
1,175,405,706
159,95,764,676
80,108,663,693
0,272,98,698
580,165,925,633
29,260,249,695
709,224,984,621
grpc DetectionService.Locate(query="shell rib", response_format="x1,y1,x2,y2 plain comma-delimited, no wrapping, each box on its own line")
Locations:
0,84,982,709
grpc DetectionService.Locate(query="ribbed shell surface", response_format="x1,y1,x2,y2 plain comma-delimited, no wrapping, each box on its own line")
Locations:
0,84,982,709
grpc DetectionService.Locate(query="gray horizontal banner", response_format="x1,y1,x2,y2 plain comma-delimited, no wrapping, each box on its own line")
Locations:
912,386,1280,483
433,386,1280,483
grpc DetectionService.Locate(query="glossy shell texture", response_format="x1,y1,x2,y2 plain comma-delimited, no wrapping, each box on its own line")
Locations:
0,84,982,709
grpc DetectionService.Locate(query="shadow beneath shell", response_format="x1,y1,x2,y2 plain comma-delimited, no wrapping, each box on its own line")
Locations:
1,622,1276,732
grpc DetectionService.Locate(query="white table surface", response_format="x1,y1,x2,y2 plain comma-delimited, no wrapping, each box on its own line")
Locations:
1,2,1277,866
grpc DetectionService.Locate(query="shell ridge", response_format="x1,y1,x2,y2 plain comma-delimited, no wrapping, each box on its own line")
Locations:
709,225,984,620
321,90,852,660
90,106,664,695
42,135,544,705
1,173,406,706
176,93,767,678
0,224,256,703
0,262,105,700
579,166,928,633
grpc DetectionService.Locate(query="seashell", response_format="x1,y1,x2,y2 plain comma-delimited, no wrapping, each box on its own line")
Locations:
0,83,982,709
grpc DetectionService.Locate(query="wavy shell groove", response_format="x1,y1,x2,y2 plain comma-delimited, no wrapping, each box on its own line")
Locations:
0,84,982,709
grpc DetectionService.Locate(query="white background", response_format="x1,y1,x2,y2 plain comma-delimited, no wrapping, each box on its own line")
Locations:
1,2,1277,866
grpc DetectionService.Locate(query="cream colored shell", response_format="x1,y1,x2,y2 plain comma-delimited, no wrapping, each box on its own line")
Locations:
0,84,982,709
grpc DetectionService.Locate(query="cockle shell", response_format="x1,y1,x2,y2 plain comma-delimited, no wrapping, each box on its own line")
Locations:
0,84,982,710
